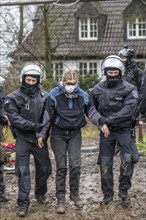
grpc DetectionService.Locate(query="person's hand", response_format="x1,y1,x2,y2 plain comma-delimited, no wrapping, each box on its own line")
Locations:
101,124,110,137
32,123,44,132
37,137,44,148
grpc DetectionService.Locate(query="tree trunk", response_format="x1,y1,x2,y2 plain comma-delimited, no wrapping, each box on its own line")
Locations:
18,5,24,45
42,4,52,79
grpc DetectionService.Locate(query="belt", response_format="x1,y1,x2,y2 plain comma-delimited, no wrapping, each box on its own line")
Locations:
52,125,80,134
110,126,131,133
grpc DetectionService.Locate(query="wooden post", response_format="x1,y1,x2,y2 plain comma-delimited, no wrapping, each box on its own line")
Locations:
138,121,144,143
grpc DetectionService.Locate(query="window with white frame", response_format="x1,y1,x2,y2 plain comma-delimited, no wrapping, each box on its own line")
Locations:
127,18,146,39
52,62,63,79
79,62,98,76
79,18,98,40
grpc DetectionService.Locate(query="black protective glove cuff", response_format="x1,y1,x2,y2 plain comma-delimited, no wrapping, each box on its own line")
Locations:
98,117,109,126
3,120,8,126
32,123,43,132
140,112,146,122
1,117,8,126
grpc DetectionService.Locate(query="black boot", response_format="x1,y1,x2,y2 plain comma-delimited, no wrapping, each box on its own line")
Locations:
70,193,83,208
100,195,113,205
17,205,28,217
35,195,48,204
56,197,65,214
118,191,130,201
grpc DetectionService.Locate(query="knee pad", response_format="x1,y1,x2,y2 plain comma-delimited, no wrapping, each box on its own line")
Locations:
100,156,113,177
120,153,134,175
70,166,81,175
121,153,132,164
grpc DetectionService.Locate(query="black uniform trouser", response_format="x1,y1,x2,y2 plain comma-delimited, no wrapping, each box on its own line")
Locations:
50,127,82,200
0,127,5,195
0,126,5,196
116,127,139,163
0,164,5,195
15,137,52,208
98,130,137,197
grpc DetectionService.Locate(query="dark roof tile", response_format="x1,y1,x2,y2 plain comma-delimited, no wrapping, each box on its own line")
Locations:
16,0,146,59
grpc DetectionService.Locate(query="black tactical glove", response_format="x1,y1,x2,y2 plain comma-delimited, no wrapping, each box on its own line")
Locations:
0,116,8,126
98,117,109,126
140,113,146,123
32,123,44,132
2,118,8,126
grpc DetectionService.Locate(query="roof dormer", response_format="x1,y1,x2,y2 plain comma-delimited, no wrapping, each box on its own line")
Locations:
75,2,107,42
123,0,146,40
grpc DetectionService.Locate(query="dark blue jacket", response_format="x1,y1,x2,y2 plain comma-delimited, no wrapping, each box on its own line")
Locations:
123,61,143,93
140,72,146,113
4,87,48,143
46,82,101,129
91,79,139,131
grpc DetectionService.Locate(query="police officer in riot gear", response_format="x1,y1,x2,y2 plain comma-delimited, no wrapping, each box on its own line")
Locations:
140,70,146,121
91,55,139,205
0,76,9,203
118,46,144,153
4,63,52,217
118,45,143,92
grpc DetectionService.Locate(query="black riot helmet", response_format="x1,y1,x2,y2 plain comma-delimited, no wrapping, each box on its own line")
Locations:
118,45,134,67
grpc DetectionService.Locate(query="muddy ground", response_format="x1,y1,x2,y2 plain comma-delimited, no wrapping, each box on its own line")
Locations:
0,138,146,220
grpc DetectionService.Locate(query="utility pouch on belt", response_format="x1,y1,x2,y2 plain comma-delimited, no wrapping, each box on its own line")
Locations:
131,128,135,138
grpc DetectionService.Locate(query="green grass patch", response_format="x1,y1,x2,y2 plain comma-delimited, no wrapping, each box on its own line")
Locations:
136,135,146,155
82,120,99,139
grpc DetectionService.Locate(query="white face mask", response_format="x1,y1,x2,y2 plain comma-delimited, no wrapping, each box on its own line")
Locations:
64,85,76,93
